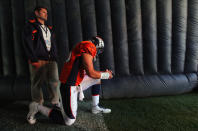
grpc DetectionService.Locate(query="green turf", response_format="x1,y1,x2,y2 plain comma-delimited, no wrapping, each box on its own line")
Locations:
101,93,198,131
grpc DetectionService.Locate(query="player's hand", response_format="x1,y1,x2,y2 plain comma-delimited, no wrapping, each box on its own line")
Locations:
106,69,113,79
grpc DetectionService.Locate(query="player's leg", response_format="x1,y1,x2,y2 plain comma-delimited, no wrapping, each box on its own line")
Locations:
28,84,77,125
28,102,65,125
40,83,78,125
60,84,78,125
80,75,111,114
39,105,65,125
91,84,111,114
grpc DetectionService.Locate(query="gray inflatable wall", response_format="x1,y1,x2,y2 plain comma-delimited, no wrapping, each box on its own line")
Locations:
0,0,198,100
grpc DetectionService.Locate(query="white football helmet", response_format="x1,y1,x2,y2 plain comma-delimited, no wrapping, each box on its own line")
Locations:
91,36,104,55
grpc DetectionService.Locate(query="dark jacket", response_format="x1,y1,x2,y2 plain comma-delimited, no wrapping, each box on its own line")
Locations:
22,18,58,63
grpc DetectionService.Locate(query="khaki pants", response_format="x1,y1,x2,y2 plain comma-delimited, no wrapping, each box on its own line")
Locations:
29,61,60,104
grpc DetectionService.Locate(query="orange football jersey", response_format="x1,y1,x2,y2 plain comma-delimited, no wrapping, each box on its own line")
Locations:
59,41,97,86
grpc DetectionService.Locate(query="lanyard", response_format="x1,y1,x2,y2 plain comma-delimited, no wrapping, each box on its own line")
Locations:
40,25,48,37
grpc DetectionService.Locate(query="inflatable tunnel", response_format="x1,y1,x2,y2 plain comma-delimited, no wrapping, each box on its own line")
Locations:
0,0,198,100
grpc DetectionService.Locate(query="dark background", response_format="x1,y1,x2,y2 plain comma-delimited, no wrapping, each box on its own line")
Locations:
0,0,198,100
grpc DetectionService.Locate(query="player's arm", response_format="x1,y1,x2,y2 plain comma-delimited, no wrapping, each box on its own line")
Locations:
82,53,113,79
82,53,101,79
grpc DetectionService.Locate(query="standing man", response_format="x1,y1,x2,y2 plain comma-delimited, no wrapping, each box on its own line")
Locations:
27,36,113,126
22,6,60,124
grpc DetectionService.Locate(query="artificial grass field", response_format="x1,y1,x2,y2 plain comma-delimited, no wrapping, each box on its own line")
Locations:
101,93,198,131
1,93,198,131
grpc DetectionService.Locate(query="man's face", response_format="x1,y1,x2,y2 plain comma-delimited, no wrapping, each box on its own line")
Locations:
35,8,48,21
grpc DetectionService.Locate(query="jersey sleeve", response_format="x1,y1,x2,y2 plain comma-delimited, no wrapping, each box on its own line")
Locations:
80,42,97,57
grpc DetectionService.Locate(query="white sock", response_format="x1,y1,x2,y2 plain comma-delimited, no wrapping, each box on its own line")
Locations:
92,95,99,107
38,104,51,117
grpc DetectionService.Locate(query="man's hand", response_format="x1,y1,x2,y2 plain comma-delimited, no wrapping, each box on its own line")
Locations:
105,69,113,79
38,60,49,67
29,60,49,69
31,62,40,69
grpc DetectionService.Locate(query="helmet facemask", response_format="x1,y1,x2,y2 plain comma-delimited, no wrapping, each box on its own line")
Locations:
92,36,104,56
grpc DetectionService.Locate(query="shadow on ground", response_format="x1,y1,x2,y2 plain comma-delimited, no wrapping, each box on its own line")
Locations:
0,101,108,131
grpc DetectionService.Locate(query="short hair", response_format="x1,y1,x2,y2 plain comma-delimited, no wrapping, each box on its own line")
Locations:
34,6,47,12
